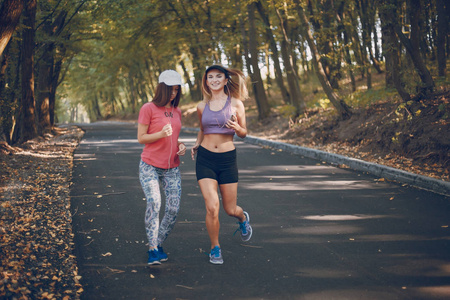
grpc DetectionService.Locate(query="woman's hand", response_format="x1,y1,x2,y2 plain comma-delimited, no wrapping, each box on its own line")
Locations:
226,114,239,131
227,100,247,139
177,143,186,156
161,124,173,137
191,144,199,160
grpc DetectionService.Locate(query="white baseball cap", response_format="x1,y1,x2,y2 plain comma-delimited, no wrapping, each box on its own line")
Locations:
158,70,182,86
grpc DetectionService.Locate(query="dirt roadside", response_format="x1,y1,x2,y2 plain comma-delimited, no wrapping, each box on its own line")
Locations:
0,126,85,300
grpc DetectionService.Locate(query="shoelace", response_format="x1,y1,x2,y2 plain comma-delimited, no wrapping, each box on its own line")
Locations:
208,247,221,257
233,221,248,236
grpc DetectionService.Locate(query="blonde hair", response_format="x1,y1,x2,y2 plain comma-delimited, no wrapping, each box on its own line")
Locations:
201,65,248,101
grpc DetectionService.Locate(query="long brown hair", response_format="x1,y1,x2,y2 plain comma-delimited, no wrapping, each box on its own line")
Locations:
201,65,248,101
152,83,181,107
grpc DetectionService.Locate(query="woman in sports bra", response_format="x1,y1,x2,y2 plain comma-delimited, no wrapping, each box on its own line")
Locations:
191,65,253,264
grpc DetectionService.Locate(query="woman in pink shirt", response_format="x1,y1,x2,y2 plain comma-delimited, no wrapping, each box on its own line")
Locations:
191,65,253,265
137,70,186,265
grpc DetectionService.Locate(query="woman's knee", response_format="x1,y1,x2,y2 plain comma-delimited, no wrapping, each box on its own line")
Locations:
223,205,238,217
205,201,220,218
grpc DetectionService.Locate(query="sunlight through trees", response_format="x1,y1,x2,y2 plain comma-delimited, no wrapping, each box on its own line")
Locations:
0,0,448,144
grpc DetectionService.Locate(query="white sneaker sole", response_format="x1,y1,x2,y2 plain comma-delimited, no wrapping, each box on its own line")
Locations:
210,259,224,265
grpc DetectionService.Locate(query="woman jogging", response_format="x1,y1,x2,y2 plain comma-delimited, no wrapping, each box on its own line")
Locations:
191,65,252,265
137,70,186,265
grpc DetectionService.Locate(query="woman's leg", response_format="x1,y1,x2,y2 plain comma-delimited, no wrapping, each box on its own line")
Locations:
220,183,245,222
221,182,252,241
198,178,221,249
157,167,181,246
139,161,162,250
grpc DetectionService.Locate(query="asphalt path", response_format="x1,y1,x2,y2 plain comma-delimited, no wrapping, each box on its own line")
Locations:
70,121,450,300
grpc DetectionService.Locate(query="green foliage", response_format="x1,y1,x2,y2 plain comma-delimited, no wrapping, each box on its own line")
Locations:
279,104,297,118
2,0,447,129
391,131,401,144
395,101,414,122
434,74,450,87
345,87,399,108
59,0,253,121
316,98,331,109
57,0,449,123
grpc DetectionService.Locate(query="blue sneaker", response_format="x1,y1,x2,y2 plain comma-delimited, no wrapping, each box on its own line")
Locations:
147,249,161,265
209,246,224,265
234,211,252,242
157,246,168,262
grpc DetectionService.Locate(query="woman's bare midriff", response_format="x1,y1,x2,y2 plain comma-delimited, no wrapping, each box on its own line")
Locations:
201,134,235,152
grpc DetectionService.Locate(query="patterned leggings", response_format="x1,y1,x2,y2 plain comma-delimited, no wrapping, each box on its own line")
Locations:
139,160,181,248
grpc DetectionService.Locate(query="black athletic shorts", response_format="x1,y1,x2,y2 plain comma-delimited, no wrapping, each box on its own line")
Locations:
196,146,238,184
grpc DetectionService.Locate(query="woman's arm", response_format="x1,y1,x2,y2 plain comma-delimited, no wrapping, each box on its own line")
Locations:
137,123,172,144
191,103,205,160
227,99,247,139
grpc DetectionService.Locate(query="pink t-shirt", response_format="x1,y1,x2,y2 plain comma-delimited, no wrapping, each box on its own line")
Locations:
138,102,182,169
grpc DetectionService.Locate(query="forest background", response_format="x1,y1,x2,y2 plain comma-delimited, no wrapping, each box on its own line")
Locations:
0,0,449,175
0,0,449,298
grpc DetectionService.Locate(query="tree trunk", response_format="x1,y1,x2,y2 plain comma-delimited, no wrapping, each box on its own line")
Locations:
51,50,64,126
447,2,450,59
294,0,352,119
379,1,410,102
264,44,272,97
369,47,383,74
17,0,37,143
236,0,252,94
311,0,340,89
247,2,270,119
93,94,102,121
37,51,52,133
336,3,356,92
347,10,366,80
190,53,203,101
0,44,10,142
275,6,305,115
436,0,448,77
180,59,194,99
297,40,311,80
0,0,24,57
36,17,54,133
394,0,434,97
2,40,20,144
371,0,381,61
50,45,71,126
361,0,383,73
355,0,373,89
128,73,137,113
48,11,68,126
255,0,290,104
229,21,244,70
0,42,10,98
